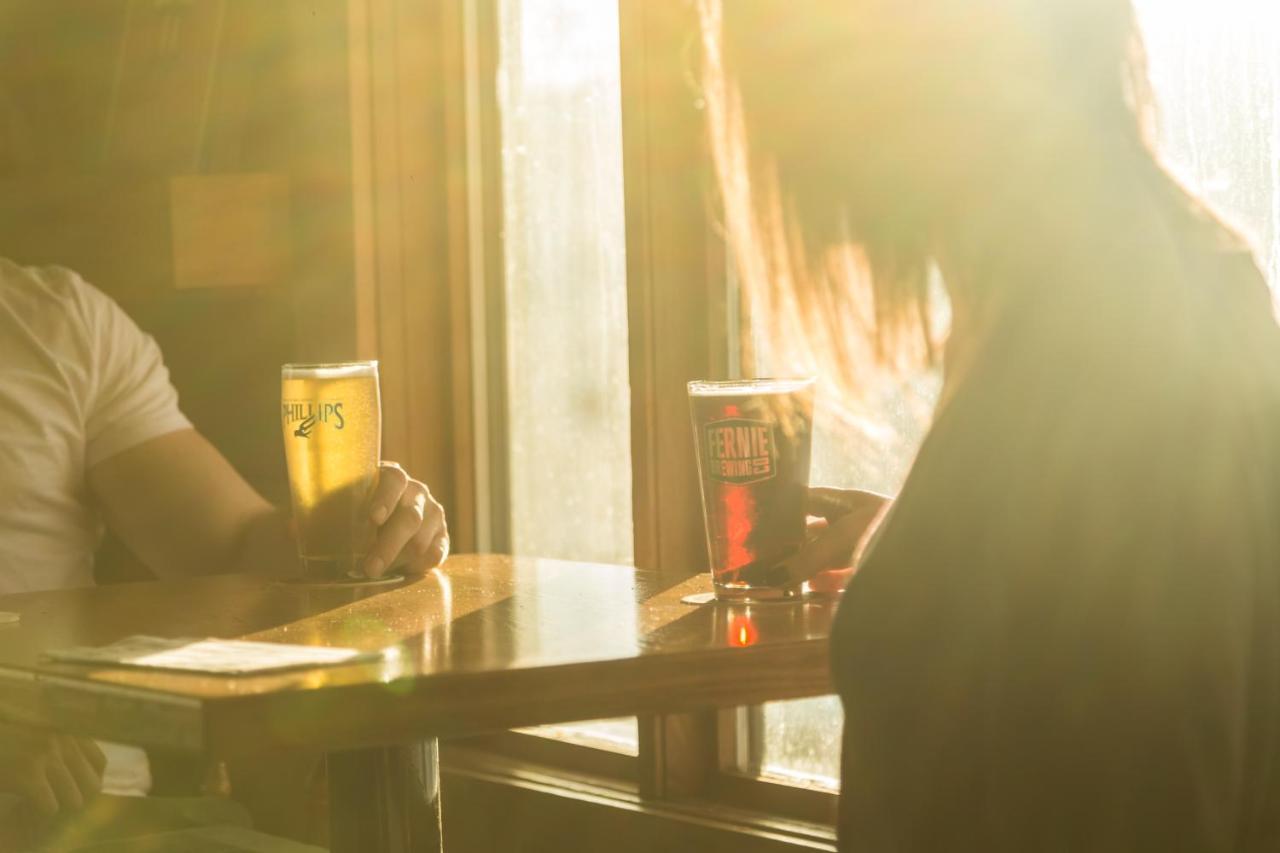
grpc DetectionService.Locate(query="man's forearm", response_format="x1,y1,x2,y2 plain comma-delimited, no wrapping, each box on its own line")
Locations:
90,430,301,580
231,506,302,578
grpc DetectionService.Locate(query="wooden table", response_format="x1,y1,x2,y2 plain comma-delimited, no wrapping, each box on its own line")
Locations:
0,555,836,852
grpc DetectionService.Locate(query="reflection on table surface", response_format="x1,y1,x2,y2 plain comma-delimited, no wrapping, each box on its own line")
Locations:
0,554,836,754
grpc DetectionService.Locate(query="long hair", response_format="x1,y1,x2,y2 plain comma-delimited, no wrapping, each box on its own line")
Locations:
699,0,1167,410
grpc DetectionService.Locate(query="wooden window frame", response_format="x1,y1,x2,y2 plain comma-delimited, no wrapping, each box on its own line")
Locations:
439,743,836,852
714,707,839,826
348,0,840,832
621,2,839,825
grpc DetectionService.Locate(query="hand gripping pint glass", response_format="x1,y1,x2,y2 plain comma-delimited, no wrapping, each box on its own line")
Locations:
281,362,382,580
688,379,815,601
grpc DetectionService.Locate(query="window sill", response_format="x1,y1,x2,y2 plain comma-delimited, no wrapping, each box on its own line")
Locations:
447,731,636,781
441,745,836,852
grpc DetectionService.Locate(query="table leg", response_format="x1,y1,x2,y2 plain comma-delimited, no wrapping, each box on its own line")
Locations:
328,740,442,853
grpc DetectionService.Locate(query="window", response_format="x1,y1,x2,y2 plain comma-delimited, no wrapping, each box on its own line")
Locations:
497,0,632,566
1135,0,1279,289
495,0,638,755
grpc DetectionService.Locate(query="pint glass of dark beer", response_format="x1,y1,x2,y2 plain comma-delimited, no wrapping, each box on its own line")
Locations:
688,379,815,601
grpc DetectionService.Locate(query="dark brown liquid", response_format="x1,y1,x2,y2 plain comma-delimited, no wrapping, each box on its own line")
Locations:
689,386,814,593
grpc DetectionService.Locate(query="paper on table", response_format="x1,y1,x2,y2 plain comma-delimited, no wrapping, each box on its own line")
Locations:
45,635,386,675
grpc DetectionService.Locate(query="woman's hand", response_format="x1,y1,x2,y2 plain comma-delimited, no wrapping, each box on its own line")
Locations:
782,487,891,593
0,722,105,816
361,462,450,578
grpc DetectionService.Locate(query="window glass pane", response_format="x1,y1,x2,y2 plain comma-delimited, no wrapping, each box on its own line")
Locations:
497,0,636,754
499,0,632,565
1135,0,1280,290
756,697,842,790
750,1,1280,790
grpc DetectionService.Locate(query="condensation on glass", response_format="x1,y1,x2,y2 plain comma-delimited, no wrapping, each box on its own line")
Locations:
751,1,1280,792
498,0,638,754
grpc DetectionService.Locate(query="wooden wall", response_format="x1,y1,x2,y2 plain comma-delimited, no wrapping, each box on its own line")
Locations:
0,0,359,578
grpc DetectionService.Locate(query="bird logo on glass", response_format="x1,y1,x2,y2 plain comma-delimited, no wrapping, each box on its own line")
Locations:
293,415,317,438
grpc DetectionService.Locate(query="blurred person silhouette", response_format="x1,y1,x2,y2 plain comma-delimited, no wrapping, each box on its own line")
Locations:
701,0,1280,850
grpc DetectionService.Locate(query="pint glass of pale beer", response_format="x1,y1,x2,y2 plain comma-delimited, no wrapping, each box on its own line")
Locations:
688,379,815,601
280,362,382,580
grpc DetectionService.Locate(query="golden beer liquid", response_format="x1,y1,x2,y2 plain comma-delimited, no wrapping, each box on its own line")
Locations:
280,363,381,578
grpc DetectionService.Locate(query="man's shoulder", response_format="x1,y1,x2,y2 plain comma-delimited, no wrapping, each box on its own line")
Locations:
0,258,119,333
0,257,93,309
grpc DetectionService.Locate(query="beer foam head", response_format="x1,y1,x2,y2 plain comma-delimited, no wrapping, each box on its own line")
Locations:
687,378,814,397
282,361,379,380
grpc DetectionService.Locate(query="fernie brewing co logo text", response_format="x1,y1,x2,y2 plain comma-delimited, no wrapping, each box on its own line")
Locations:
282,401,344,439
704,418,777,485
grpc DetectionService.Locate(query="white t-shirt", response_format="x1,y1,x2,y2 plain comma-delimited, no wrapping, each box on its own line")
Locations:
0,259,190,593
0,258,192,794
